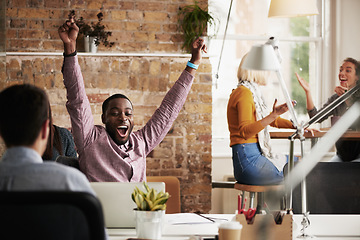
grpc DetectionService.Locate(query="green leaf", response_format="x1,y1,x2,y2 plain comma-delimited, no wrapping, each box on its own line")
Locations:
151,204,166,211
149,188,156,202
153,196,169,206
143,182,150,193
144,196,154,210
134,193,144,209
178,1,218,52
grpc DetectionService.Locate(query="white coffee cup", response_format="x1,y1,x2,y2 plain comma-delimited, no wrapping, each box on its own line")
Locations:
218,221,243,240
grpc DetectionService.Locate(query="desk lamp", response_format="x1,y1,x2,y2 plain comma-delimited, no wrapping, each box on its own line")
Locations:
242,38,305,213
262,1,319,238
268,0,319,18
242,38,313,239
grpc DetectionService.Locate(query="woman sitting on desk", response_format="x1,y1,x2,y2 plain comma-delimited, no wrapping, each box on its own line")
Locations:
296,57,360,162
227,54,297,185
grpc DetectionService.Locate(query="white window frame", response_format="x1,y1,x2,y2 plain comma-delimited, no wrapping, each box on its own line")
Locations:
210,0,325,159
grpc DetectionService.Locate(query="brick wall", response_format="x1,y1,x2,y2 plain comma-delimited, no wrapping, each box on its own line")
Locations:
6,0,209,53
1,0,212,213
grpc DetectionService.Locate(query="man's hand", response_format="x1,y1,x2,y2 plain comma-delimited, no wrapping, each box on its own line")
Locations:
189,37,207,65
58,18,79,55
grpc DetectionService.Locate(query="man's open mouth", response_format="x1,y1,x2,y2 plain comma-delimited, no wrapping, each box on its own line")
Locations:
117,126,128,137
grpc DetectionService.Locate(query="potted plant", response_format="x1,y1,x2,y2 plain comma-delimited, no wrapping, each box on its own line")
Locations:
177,1,218,53
132,182,169,239
69,10,114,52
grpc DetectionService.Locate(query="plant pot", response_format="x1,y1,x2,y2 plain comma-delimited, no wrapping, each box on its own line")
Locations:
84,36,98,53
84,35,90,52
134,209,165,239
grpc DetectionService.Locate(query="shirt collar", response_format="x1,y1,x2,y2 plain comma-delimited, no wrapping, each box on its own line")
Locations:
119,140,131,151
1,147,43,164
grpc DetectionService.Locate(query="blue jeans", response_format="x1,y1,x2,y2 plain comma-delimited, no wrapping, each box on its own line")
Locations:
232,143,284,185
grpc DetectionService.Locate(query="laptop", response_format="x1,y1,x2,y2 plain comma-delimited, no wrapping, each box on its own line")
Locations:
90,182,165,228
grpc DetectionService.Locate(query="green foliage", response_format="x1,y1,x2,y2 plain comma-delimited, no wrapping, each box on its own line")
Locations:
131,182,169,211
69,10,114,48
178,1,218,53
290,17,310,114
290,17,310,37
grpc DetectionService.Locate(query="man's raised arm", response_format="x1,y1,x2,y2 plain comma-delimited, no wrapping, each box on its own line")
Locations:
58,18,94,153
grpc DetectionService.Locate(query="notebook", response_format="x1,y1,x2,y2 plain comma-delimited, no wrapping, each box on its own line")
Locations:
90,182,165,228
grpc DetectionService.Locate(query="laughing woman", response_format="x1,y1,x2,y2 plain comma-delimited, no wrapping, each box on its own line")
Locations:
296,57,360,162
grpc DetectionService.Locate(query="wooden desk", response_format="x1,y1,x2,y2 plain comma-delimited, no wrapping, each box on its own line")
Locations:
270,130,360,141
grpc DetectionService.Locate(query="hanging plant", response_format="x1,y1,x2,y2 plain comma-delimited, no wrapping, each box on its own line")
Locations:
178,1,218,52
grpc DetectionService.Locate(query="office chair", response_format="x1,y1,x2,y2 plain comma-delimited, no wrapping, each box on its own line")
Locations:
0,191,106,240
292,162,360,214
147,176,181,213
56,156,80,170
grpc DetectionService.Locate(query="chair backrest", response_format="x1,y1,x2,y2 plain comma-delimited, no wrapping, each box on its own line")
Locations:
292,162,360,214
55,156,80,170
0,191,106,240
147,176,181,213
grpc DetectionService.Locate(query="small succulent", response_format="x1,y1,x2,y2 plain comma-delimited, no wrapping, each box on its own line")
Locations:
132,182,170,211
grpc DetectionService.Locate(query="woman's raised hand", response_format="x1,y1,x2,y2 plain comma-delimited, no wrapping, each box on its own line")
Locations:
295,73,310,93
334,82,348,96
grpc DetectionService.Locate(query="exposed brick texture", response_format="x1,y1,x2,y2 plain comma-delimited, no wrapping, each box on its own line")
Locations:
5,0,207,53
1,0,212,213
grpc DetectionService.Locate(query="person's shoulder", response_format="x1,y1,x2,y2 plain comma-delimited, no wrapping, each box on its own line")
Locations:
232,85,250,92
231,86,252,97
93,125,109,139
42,162,85,179
55,125,71,134
41,162,93,192
94,125,106,131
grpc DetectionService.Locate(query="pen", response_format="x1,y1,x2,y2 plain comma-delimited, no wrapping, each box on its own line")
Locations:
196,213,215,223
189,235,218,240
127,238,149,240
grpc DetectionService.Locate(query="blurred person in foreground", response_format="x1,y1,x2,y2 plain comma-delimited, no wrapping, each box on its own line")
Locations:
0,84,95,193
0,84,107,238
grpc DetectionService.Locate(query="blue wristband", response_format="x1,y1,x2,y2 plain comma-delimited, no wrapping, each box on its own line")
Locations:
187,61,199,70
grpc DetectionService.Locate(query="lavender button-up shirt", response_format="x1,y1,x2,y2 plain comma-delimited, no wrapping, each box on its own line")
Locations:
0,147,94,193
62,55,194,182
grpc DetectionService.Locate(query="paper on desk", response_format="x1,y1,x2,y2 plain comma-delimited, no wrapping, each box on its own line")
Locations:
165,213,215,225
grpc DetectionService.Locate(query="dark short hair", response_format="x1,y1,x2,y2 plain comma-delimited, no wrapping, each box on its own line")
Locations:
344,57,360,79
102,93,133,114
0,84,49,147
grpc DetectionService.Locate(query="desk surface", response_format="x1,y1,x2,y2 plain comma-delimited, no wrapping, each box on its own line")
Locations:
270,130,360,140
108,214,360,240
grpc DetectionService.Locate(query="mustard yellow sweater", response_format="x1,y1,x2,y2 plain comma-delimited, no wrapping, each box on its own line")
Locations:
227,86,294,147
